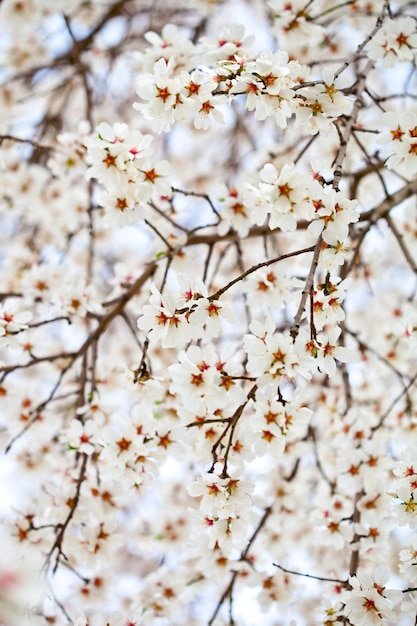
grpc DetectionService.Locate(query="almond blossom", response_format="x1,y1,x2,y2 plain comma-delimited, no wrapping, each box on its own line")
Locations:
137,282,195,348
0,300,32,338
244,318,314,386
2,1,417,624
216,183,252,237
379,110,417,178
343,567,402,625
367,16,417,67
305,326,357,377
307,187,359,246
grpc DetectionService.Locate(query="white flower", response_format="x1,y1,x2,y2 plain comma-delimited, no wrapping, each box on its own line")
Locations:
190,296,235,339
137,283,194,348
216,184,252,238
78,515,121,567
134,58,194,132
188,470,253,521
244,162,311,231
169,344,245,413
237,50,297,128
307,188,359,246
399,535,417,585
201,23,255,63
305,326,356,377
64,419,98,455
0,302,31,335
245,265,290,310
84,123,154,191
343,567,401,625
244,323,313,386
317,518,354,550
367,17,417,67
393,446,417,492
295,68,353,134
393,485,417,527
379,111,417,178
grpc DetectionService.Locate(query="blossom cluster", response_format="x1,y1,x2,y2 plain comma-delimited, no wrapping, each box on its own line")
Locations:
367,16,417,67
133,23,353,135
1,1,417,625
137,278,235,348
244,162,359,241
378,110,417,178
84,122,171,226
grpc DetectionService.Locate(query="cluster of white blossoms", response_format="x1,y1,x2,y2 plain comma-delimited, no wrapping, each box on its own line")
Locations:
244,161,359,240
400,535,417,586
343,566,403,626
392,446,417,528
188,468,255,554
251,387,312,456
215,184,252,238
137,278,235,348
378,110,417,178
267,0,327,61
367,16,417,67
135,59,227,132
0,300,32,348
244,318,312,385
169,344,246,413
2,1,417,625
132,22,353,136
84,122,171,226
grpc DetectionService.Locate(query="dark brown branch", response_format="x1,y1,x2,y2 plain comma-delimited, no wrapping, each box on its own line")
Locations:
333,1,388,79
273,563,347,585
45,453,88,574
208,504,273,626
290,236,322,341
210,246,315,302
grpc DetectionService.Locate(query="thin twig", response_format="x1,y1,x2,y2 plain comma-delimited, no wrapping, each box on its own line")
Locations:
274,563,347,585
